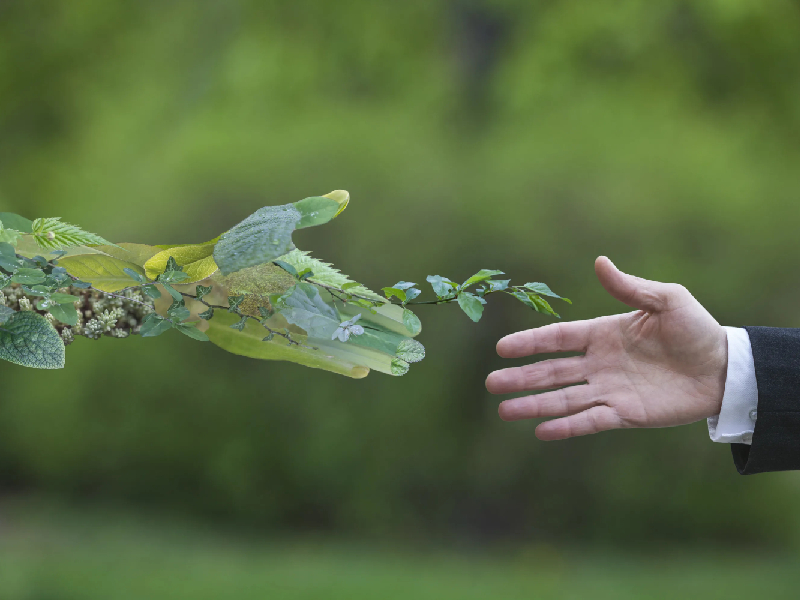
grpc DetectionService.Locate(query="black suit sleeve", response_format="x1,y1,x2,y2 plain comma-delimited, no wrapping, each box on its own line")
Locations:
731,327,800,474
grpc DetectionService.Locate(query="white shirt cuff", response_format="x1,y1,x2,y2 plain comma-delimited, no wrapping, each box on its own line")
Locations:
707,327,758,445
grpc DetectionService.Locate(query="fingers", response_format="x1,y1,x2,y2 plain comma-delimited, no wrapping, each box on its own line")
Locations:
595,256,681,313
497,321,591,358
497,384,597,421
535,405,622,440
486,357,587,394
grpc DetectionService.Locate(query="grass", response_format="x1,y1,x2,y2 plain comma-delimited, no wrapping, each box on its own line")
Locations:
0,500,798,600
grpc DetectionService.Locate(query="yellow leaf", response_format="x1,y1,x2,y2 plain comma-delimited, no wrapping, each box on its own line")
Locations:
145,243,219,283
323,189,349,218
59,254,146,292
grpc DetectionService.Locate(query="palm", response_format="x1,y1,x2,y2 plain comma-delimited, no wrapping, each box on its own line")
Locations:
486,258,728,440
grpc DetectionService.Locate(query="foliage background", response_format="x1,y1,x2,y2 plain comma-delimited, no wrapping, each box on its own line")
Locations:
2,0,800,596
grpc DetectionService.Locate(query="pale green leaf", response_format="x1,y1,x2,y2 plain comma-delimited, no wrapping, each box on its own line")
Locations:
457,292,484,322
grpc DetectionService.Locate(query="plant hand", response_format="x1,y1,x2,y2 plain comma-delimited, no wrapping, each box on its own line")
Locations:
486,257,728,440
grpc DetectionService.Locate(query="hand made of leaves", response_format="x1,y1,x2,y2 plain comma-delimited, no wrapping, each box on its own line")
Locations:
0,193,570,378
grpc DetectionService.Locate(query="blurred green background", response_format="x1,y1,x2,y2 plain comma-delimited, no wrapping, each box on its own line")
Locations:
3,0,800,597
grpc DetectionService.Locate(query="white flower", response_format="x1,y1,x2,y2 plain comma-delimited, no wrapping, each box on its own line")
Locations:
332,313,365,342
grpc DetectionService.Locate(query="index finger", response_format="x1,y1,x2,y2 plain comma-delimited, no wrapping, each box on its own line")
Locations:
497,321,591,358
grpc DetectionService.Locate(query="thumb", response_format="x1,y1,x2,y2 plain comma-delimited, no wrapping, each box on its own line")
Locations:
595,256,678,313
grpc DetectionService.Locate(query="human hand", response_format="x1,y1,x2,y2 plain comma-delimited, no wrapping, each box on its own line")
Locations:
486,257,728,440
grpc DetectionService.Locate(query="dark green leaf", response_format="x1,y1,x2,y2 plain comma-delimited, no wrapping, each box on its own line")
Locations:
174,322,209,341
195,284,212,300
10,268,46,285
48,303,79,326
524,282,571,304
167,301,191,322
457,292,484,322
142,284,161,299
0,212,33,233
0,311,65,369
123,267,146,283
262,332,275,342
273,260,298,277
71,280,92,289
229,315,249,331
228,295,245,313
0,306,15,324
161,283,183,302
198,307,214,320
165,256,181,272
139,314,173,337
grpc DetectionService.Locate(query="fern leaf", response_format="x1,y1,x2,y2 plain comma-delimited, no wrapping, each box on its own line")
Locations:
276,249,384,300
30,217,116,251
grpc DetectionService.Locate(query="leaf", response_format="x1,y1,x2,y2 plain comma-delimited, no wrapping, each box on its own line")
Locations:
402,309,422,336
457,292,484,322
144,243,219,284
341,282,362,292
174,322,210,341
161,283,183,302
142,284,161,299
0,212,33,233
30,217,115,251
462,269,505,288
49,293,81,304
123,268,146,284
0,311,65,369
278,282,339,338
213,192,348,276
167,301,191,322
0,228,21,245
487,279,510,292
511,290,560,318
59,254,146,292
523,282,572,304
426,275,457,298
382,287,407,302
274,249,383,300
157,269,190,284
392,281,417,291
48,303,79,326
0,306,15,324
396,339,425,363
0,242,20,272
228,295,245,313
195,284,212,300
390,358,410,376
272,260,298,277
199,307,214,320
404,288,421,302
229,315,249,331
139,314,173,337
10,268,46,285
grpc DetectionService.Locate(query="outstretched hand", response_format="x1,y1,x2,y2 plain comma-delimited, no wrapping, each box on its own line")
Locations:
486,257,728,440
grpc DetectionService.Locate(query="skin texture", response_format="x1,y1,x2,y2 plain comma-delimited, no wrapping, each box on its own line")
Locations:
486,257,728,441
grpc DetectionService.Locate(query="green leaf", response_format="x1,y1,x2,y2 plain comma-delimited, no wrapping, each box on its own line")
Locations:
48,303,79,326
123,267,146,284
30,217,115,251
195,284,212,300
49,293,81,304
59,254,146,292
157,269,190,284
272,260,298,277
213,194,347,276
161,284,183,302
523,282,572,304
0,212,33,233
228,295,245,313
457,292,484,322
199,307,214,320
390,358,410,376
341,282,362,292
229,315,249,331
402,308,422,336
174,322,209,341
139,314,173,337
426,275,457,298
511,290,560,318
0,228,22,245
391,281,417,291
487,279,510,292
167,300,191,322
142,284,161,299
279,282,339,338
10,268,46,285
396,339,425,363
0,306,15,324
0,311,65,369
462,269,505,288
382,287,407,302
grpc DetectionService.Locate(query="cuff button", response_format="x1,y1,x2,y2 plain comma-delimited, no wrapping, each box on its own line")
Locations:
742,432,753,444
749,409,758,421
